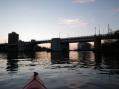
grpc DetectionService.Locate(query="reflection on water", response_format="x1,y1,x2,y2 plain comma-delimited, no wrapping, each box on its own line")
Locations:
79,51,95,66
1,50,118,72
103,55,119,69
51,51,69,64
6,52,18,71
0,51,119,89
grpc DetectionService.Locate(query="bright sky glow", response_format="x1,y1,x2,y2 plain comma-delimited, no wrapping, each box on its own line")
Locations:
0,0,119,43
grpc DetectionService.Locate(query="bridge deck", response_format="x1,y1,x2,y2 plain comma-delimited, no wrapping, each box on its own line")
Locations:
0,33,118,45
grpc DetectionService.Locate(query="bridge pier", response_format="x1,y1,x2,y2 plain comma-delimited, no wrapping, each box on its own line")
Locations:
51,38,62,52
61,42,69,62
51,38,69,63
94,37,102,66
51,51,69,64
94,37,101,51
51,38,69,52
61,42,69,52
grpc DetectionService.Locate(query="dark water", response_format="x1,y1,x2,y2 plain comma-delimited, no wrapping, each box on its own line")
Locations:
0,51,119,89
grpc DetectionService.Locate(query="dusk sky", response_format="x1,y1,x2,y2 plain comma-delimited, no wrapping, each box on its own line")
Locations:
0,0,119,42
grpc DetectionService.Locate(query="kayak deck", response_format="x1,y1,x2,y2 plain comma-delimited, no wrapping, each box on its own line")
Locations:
23,72,47,89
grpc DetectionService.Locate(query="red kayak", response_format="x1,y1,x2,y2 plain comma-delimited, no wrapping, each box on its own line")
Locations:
23,72,47,89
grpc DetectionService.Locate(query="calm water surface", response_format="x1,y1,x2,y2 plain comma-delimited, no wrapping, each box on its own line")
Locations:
0,51,119,89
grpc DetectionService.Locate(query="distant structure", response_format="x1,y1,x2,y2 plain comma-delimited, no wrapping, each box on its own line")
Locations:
7,32,42,52
8,32,19,51
18,40,26,52
8,32,19,44
0,30,119,52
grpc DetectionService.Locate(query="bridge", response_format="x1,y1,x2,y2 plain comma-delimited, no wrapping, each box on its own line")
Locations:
24,32,119,52
0,31,119,52
26,33,118,44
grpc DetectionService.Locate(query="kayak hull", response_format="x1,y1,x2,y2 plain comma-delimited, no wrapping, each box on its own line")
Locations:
23,72,47,89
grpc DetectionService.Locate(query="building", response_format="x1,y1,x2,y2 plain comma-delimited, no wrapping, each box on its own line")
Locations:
8,32,19,51
8,32,19,44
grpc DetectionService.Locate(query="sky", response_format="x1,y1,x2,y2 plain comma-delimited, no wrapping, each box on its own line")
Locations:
0,0,119,43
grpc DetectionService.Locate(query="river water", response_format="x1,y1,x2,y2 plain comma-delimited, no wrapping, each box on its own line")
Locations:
0,51,119,89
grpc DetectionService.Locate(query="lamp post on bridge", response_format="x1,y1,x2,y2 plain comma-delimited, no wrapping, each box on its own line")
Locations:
59,32,61,38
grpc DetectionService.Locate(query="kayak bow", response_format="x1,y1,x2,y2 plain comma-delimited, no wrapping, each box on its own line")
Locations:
23,72,47,89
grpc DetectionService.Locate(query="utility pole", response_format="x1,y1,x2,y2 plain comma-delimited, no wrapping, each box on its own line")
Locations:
108,24,110,33
99,25,100,35
95,27,96,35
59,32,61,38
103,28,104,34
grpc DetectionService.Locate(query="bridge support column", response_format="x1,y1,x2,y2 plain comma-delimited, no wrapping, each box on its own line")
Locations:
51,38,69,63
51,38,69,52
61,42,69,61
51,38,62,52
94,37,101,51
61,42,69,52
51,51,69,64
94,37,102,67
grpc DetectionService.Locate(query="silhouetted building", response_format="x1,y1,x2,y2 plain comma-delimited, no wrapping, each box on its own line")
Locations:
8,32,19,51
6,52,18,71
8,32,19,44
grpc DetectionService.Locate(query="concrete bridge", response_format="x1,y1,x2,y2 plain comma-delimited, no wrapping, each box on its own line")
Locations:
0,32,119,52
28,33,118,44
26,32,119,52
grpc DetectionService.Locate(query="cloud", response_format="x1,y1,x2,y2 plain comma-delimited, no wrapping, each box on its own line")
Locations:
62,18,80,25
112,8,119,13
72,0,96,4
60,18,88,27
